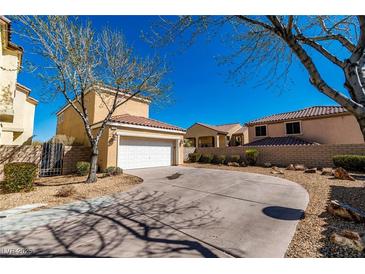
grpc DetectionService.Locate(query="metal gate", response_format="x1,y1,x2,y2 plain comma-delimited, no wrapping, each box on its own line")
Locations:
39,142,64,176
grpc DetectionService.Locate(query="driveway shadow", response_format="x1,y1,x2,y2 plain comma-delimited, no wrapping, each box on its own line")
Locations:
0,190,222,258
262,206,305,221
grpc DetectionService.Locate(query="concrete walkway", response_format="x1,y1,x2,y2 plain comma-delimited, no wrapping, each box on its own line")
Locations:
0,166,308,258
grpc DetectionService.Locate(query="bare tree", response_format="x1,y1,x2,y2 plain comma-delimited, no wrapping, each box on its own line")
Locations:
147,16,365,141
15,16,169,183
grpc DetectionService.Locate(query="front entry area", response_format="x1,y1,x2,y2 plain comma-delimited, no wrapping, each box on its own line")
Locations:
117,136,173,169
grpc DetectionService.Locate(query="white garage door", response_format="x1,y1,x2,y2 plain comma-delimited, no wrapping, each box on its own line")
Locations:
118,137,173,169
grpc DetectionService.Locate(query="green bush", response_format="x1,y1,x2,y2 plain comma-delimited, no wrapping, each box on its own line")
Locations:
333,155,365,171
76,161,90,176
188,153,202,162
212,155,226,164
200,154,214,163
105,166,123,176
228,154,241,163
3,162,37,193
245,149,259,166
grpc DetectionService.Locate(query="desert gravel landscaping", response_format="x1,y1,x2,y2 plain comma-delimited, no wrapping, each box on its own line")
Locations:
0,173,143,211
184,162,365,258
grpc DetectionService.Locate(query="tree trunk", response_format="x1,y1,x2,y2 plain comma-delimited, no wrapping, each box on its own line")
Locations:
356,113,365,141
86,145,98,183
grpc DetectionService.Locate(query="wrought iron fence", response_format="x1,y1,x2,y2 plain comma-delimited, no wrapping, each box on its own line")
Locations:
39,142,64,176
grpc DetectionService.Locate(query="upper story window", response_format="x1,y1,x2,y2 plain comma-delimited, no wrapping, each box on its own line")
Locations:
255,125,267,137
286,121,301,135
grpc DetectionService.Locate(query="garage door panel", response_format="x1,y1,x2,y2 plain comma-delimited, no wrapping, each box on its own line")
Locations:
118,137,173,169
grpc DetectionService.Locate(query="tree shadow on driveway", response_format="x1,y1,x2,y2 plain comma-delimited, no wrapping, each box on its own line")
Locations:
0,190,222,258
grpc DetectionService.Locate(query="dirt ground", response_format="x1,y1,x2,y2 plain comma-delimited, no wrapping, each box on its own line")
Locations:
0,173,143,211
184,162,365,258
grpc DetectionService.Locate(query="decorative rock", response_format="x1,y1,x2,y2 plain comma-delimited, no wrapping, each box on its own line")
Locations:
263,162,272,168
321,168,334,176
227,162,240,167
327,200,365,223
333,167,355,181
271,166,284,175
294,164,306,171
304,168,316,173
330,230,365,252
286,164,296,170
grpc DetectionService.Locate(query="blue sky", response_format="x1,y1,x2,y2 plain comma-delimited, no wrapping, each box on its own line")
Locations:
11,16,344,141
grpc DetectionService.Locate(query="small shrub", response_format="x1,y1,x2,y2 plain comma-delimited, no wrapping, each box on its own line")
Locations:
3,162,37,193
229,154,241,163
76,161,90,176
200,154,214,163
333,155,365,171
212,155,226,164
189,153,202,162
245,149,259,166
105,166,123,176
55,185,76,197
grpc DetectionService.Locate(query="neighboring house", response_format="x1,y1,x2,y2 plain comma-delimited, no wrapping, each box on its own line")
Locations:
245,106,364,145
184,122,248,147
0,16,38,145
56,85,185,170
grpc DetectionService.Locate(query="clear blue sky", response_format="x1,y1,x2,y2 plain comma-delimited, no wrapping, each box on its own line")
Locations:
11,16,344,142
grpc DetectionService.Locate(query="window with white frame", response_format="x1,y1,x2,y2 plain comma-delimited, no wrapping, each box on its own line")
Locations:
286,121,301,135
255,125,267,137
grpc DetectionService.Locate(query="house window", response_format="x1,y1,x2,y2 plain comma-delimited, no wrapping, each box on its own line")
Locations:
255,125,267,137
286,121,301,135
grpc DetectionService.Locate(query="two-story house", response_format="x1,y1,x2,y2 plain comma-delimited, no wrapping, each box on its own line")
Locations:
56,85,185,170
0,16,38,145
245,106,364,145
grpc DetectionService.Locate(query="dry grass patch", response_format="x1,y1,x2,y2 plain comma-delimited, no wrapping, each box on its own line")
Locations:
184,162,365,258
0,173,142,211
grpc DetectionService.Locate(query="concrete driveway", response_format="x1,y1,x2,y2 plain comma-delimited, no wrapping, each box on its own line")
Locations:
0,166,308,258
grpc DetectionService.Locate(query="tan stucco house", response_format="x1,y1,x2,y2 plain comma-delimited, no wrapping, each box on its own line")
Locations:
245,106,364,145
0,16,38,145
56,85,185,170
185,122,248,147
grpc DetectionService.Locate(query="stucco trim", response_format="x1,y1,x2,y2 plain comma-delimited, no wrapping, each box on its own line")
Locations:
116,131,182,140
105,122,186,134
0,16,23,67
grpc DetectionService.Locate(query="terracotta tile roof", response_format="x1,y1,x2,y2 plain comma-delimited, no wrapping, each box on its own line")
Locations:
244,136,319,147
110,114,185,132
246,106,349,126
196,123,241,134
232,126,248,135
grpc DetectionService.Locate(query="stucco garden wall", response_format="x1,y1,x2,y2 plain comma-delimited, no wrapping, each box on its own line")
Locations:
196,144,365,168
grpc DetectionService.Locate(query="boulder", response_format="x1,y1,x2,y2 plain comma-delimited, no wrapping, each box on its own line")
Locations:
294,164,306,171
321,168,334,176
239,162,247,167
263,162,272,168
286,164,296,170
327,200,365,223
316,167,324,171
333,167,355,181
304,168,316,173
227,162,240,167
271,166,284,175
330,230,365,252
